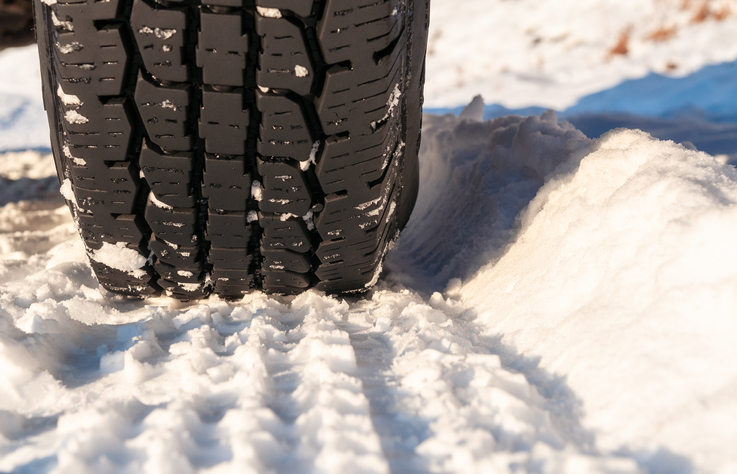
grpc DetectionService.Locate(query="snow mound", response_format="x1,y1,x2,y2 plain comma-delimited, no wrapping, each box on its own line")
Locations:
391,104,591,291
464,128,737,472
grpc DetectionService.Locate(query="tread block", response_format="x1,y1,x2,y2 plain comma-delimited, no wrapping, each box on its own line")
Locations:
197,11,249,87
72,162,140,214
145,197,198,246
153,261,204,283
139,141,196,208
202,156,251,211
90,261,157,296
135,74,193,153
256,0,313,18
257,160,312,215
209,247,253,270
262,271,311,290
199,89,249,155
157,278,209,299
315,142,399,239
256,15,313,96
318,0,403,65
70,159,138,191
53,24,131,97
131,0,189,83
212,269,254,296
316,48,403,136
52,0,130,97
259,213,311,253
77,213,147,246
207,212,252,248
149,236,201,268
262,249,312,273
316,124,399,194
61,96,134,164
257,92,313,161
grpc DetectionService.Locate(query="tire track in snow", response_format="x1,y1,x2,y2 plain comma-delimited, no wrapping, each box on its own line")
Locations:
0,209,639,473
337,288,641,473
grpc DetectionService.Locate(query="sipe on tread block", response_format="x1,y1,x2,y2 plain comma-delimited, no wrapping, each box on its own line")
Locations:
33,0,430,298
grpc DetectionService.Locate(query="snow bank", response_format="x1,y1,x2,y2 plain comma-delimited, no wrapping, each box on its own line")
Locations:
463,128,737,473
391,100,591,291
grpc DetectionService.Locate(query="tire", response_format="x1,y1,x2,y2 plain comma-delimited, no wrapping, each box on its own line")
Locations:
33,0,429,299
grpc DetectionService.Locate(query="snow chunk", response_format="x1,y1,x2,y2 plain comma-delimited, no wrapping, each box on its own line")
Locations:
57,42,82,55
247,210,258,223
51,11,73,31
148,192,173,210
294,65,309,78
370,84,401,131
63,144,86,166
138,26,177,40
302,210,315,231
64,110,89,124
57,85,81,107
59,178,74,201
90,242,148,279
300,141,320,171
256,7,282,18
159,100,178,111
251,180,264,201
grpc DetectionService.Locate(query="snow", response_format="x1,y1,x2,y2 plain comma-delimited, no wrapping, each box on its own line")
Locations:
138,27,178,41
256,7,282,19
64,110,88,125
2,2,737,472
89,242,148,279
462,128,737,470
426,0,737,110
300,141,320,171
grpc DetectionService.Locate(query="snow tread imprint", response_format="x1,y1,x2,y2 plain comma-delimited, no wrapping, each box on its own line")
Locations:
35,0,428,298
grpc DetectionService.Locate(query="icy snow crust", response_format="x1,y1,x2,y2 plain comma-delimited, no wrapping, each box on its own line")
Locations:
2,108,736,472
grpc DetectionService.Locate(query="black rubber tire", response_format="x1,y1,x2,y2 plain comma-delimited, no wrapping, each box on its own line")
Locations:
33,0,429,299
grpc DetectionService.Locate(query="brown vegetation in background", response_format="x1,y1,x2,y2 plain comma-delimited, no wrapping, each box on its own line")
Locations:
690,0,731,23
713,5,730,20
0,0,35,52
693,2,711,22
647,25,678,42
608,28,631,58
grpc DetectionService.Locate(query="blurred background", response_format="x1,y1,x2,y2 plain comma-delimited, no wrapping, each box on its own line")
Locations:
0,0,34,51
2,0,737,158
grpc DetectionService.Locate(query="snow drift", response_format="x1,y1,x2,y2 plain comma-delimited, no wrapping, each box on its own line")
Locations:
463,128,737,472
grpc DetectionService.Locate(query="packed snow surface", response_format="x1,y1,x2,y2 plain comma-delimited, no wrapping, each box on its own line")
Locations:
2,108,736,472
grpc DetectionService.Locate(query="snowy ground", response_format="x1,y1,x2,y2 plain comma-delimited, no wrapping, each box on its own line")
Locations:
3,1,737,472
